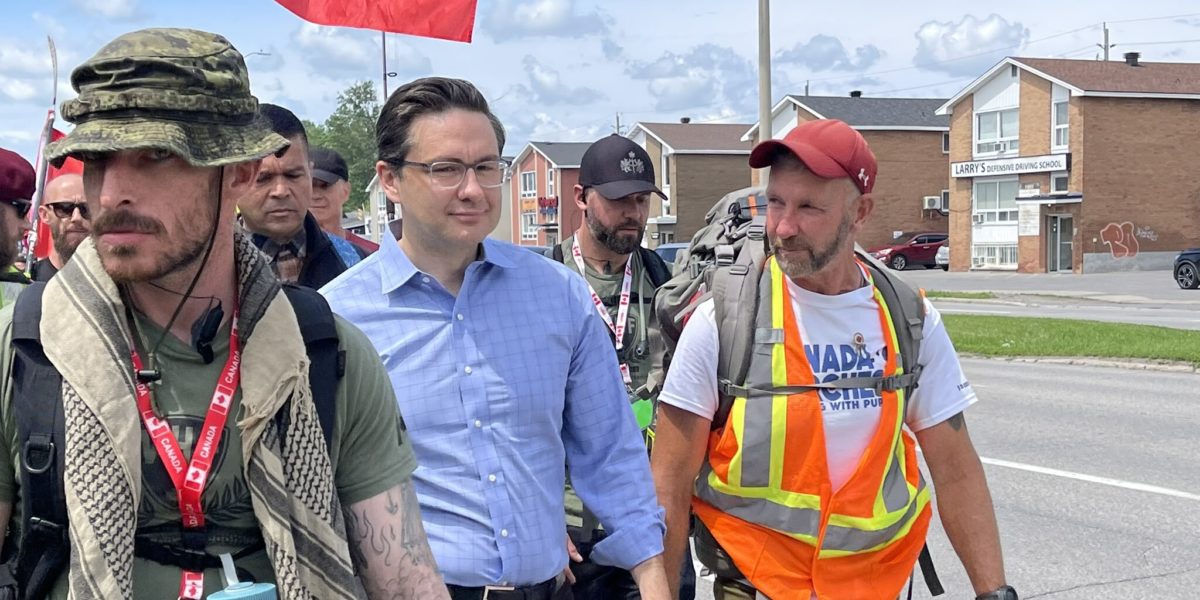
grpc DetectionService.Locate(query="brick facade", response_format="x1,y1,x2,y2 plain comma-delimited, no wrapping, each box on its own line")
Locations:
672,154,752,243
857,131,949,250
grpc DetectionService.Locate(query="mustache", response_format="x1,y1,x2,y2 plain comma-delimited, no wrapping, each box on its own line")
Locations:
90,210,165,237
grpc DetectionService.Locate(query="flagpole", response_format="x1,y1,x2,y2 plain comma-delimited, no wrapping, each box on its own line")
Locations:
28,36,59,263
382,31,389,99
757,0,771,146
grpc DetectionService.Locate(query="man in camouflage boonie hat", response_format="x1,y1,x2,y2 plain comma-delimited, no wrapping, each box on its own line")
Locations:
0,28,446,600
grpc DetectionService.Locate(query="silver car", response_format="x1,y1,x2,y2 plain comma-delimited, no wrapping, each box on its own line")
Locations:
935,245,949,271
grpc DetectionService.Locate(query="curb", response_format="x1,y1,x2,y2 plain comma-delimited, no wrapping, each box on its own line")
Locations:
960,353,1199,373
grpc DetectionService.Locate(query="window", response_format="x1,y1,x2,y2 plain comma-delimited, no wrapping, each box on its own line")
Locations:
546,169,555,197
972,179,1019,223
661,153,670,186
971,243,1018,267
1052,101,1069,150
941,189,950,211
520,171,536,198
1051,171,1070,194
942,132,951,154
975,109,1019,155
927,234,948,244
521,210,538,240
660,231,674,244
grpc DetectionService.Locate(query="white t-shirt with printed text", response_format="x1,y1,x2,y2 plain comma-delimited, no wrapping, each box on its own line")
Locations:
659,276,977,491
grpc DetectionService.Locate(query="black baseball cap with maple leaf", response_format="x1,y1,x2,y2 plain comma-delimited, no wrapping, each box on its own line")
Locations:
579,134,666,200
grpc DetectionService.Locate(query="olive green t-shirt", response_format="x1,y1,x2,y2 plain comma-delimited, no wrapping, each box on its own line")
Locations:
0,305,417,599
558,236,665,530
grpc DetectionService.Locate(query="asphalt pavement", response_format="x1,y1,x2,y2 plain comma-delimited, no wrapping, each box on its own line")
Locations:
691,358,1200,600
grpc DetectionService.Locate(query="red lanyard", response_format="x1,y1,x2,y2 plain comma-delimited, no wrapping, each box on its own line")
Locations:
131,310,240,600
571,238,633,384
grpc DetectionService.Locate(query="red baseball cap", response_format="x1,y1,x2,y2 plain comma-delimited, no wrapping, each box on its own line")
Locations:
0,147,35,211
748,119,877,195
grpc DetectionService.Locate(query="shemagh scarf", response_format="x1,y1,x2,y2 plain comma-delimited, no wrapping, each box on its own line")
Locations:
40,233,365,599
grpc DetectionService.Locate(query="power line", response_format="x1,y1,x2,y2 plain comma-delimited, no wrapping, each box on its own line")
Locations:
1107,12,1200,25
870,77,977,97
1119,38,1200,47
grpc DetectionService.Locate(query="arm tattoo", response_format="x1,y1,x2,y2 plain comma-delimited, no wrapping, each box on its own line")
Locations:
947,412,966,431
344,479,449,599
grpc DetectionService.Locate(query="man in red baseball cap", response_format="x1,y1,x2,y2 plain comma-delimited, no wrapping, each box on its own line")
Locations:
0,148,34,300
652,120,1012,600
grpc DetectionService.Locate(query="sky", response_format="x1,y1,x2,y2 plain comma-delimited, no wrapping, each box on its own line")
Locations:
2,0,1200,166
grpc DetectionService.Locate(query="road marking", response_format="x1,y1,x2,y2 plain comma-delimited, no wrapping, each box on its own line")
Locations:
937,307,1015,315
980,456,1200,501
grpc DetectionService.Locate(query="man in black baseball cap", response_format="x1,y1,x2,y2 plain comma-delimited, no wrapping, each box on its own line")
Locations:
547,134,695,600
310,146,379,255
0,148,34,297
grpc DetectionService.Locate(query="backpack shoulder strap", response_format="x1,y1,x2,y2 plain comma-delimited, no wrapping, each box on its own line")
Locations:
856,248,926,389
9,282,70,599
281,285,342,451
544,244,564,262
711,232,769,430
638,247,673,288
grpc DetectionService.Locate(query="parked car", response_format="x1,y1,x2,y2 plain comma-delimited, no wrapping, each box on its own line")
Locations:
1174,248,1200,289
935,245,949,271
655,242,689,266
869,232,949,270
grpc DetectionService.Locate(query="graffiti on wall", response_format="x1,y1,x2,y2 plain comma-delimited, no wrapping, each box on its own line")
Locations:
1135,225,1159,242
1099,222,1140,258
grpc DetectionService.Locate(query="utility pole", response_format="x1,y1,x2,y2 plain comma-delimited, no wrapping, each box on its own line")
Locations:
614,112,623,135
757,0,771,146
1097,22,1114,61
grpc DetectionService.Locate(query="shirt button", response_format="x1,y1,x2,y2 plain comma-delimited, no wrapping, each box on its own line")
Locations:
474,419,482,428
501,529,509,537
488,473,497,482
421,276,430,284
456,313,464,321
464,366,473,374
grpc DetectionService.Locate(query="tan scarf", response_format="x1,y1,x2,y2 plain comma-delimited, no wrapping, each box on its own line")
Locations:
41,233,365,599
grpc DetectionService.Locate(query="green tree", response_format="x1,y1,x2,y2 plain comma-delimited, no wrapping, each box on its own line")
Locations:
304,81,381,212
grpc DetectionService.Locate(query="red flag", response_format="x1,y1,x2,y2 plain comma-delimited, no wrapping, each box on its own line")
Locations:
31,128,83,259
274,0,478,43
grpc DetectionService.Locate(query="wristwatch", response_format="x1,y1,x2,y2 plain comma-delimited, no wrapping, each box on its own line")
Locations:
976,586,1018,600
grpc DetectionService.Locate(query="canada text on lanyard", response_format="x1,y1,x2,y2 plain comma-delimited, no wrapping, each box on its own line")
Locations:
571,238,633,385
131,309,241,600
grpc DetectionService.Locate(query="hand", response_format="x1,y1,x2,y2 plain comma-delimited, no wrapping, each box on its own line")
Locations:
563,533,583,585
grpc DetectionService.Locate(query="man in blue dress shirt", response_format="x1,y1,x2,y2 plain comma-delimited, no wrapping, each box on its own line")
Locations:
321,77,669,600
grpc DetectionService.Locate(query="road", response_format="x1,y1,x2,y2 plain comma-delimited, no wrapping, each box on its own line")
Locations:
900,268,1198,305
692,359,1200,599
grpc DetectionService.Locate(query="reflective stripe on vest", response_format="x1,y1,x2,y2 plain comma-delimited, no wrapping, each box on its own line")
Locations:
695,256,930,558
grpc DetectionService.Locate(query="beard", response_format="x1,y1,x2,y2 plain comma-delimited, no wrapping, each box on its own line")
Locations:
772,213,852,279
0,235,16,272
91,195,216,284
52,223,88,263
586,209,644,255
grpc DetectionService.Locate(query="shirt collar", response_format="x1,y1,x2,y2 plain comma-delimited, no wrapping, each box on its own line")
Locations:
253,220,308,258
377,231,517,295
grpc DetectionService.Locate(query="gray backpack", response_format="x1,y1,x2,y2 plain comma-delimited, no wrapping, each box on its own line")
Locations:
653,186,929,429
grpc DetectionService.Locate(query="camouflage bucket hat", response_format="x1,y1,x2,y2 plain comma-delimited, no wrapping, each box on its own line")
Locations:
45,28,288,168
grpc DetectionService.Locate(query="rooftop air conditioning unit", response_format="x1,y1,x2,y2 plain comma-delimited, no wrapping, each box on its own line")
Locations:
922,196,941,210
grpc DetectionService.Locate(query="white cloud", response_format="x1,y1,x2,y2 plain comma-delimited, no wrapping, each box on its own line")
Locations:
626,44,760,114
0,76,40,103
913,14,1030,76
32,13,68,41
292,24,431,79
71,0,140,20
514,56,603,105
485,0,608,42
500,111,604,149
775,35,883,72
0,41,58,78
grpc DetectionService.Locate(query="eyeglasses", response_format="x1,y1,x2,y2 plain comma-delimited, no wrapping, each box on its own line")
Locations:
46,202,90,220
399,160,511,189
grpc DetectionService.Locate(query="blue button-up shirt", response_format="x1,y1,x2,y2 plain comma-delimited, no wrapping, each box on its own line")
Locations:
321,233,664,587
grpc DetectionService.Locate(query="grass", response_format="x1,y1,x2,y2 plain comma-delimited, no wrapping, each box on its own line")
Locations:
942,314,1200,367
924,290,997,300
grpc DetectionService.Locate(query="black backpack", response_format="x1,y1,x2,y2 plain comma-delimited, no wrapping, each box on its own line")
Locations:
0,283,344,600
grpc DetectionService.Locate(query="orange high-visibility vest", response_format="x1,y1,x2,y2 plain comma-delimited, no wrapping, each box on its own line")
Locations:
693,257,931,600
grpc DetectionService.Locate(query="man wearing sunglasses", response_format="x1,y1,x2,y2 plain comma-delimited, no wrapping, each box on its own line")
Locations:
322,77,669,600
0,148,33,302
31,173,91,281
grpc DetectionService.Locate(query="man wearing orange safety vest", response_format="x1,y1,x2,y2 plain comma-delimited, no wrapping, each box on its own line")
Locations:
650,120,1014,600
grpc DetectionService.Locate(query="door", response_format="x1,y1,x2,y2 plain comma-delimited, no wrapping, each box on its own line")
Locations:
1047,215,1074,272
911,235,935,264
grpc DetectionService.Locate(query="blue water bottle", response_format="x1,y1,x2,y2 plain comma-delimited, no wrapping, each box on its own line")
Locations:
207,554,277,600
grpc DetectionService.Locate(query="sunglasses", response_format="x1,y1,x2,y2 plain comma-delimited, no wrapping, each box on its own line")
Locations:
45,202,90,220
4,201,30,219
